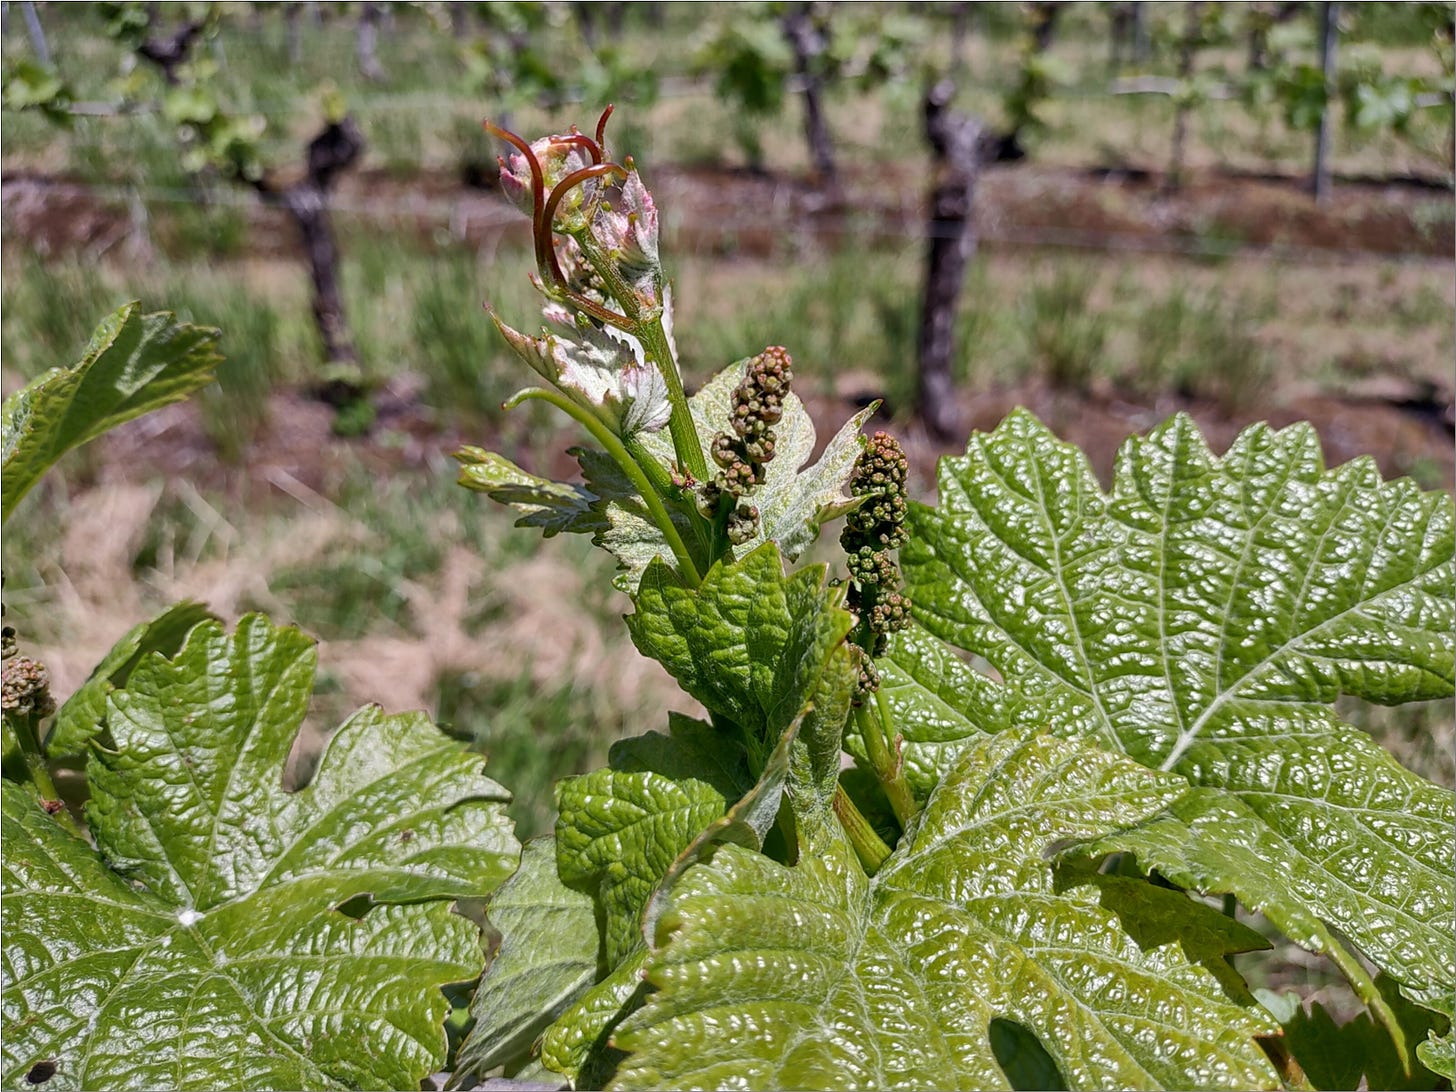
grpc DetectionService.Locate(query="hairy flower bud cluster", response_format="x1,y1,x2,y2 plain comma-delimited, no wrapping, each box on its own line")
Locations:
698,347,794,544
842,431,912,685
2,654,54,720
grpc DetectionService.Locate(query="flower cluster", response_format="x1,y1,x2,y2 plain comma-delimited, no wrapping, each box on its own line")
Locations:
697,347,793,544
2,653,54,720
841,430,912,678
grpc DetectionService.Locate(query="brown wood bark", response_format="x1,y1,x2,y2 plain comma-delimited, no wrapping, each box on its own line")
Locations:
782,4,837,183
255,120,365,370
1165,2,1204,195
916,80,983,442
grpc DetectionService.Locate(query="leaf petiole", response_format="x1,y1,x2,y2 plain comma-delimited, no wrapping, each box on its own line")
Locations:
833,782,892,875
856,689,917,829
505,387,703,586
3,711,79,835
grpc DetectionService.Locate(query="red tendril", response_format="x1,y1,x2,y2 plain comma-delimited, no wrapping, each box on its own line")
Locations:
557,132,603,163
541,162,628,285
595,104,615,148
484,119,545,237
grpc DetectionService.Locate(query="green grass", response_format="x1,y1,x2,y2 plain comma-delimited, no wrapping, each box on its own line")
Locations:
436,670,628,841
1023,262,1110,390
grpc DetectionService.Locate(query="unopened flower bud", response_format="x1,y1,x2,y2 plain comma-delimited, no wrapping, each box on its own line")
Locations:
2,655,54,719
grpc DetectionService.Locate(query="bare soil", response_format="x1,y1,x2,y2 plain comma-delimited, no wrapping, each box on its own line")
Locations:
5,156,1452,515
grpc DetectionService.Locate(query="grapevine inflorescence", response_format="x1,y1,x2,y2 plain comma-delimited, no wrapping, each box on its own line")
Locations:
697,346,794,544
841,430,911,678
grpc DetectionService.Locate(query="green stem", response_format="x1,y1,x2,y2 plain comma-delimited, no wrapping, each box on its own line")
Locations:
570,230,707,485
506,388,702,586
833,783,892,875
8,713,57,799
622,434,675,497
5,712,81,836
857,690,917,829
640,318,708,483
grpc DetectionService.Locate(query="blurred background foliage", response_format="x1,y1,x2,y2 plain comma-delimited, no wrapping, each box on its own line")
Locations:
2,3,1451,862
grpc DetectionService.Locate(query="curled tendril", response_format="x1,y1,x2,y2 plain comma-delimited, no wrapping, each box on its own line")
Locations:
484,120,544,236
541,162,629,283
557,130,603,164
488,108,641,329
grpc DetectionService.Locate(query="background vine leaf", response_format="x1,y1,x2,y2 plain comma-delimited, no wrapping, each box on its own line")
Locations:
613,729,1279,1091
1256,978,1449,1091
1,302,221,522
2,615,519,1091
901,410,1455,1008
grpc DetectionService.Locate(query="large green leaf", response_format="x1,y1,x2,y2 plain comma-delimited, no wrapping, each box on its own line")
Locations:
1,303,221,522
612,729,1279,1091
45,601,215,758
2,615,519,1091
853,623,1042,799
626,543,853,768
902,411,1455,1005
454,838,598,1084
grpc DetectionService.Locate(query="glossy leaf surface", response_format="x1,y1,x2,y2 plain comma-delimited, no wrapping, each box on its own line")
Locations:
1,303,220,521
45,601,215,758
455,838,598,1083
613,730,1279,1091
2,616,519,1091
902,411,1455,1003
626,544,853,765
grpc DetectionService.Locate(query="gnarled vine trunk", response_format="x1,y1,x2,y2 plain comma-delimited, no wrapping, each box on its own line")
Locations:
254,119,365,370
916,80,982,442
782,3,836,183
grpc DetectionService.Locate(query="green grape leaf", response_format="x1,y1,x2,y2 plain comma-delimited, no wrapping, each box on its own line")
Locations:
555,714,759,965
455,839,598,1084
626,543,854,771
850,623,1043,800
2,303,221,522
2,615,520,1091
613,730,1280,1091
641,712,800,948
542,948,648,1084
545,714,801,1086
555,763,736,968
454,447,602,537
1419,1029,1455,1080
903,411,1455,1005
45,601,215,758
1255,980,1450,1091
